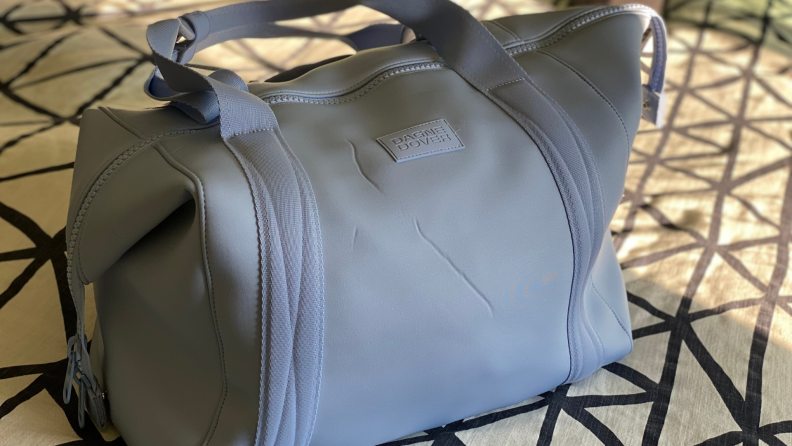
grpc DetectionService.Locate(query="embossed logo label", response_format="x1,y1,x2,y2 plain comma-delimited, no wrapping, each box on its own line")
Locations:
376,119,464,163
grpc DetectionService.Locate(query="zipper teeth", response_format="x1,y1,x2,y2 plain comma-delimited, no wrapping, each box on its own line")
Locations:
260,4,655,105
262,61,445,105
507,4,655,56
66,130,196,289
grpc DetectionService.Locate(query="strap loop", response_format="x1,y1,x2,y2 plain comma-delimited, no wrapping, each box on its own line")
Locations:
641,15,668,128
63,334,105,429
177,18,196,42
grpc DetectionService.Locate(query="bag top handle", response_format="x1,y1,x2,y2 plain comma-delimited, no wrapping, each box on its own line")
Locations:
145,1,668,129
642,14,668,128
144,0,536,132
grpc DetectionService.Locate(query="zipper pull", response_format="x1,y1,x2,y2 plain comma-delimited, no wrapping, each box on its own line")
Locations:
642,86,667,129
63,335,107,429
641,15,668,128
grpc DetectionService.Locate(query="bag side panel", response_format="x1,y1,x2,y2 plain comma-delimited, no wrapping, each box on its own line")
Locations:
159,129,265,446
73,107,263,445
96,198,223,446
76,145,194,283
72,113,225,444
584,235,632,367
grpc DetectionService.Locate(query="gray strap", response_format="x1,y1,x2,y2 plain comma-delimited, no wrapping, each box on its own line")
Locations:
642,14,668,127
178,7,404,58
146,0,536,126
146,21,405,120
146,4,405,123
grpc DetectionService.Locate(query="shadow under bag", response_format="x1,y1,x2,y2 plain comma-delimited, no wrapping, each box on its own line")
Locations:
63,1,668,445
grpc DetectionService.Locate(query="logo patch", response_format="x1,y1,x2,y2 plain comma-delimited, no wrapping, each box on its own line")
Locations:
376,119,464,163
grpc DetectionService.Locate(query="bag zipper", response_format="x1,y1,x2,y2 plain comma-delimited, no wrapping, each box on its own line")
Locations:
66,130,197,290
505,4,657,56
257,4,657,105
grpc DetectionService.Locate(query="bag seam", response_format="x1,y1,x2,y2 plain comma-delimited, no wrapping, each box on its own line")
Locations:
74,133,187,283
501,76,606,383
486,95,578,387
582,299,605,372
255,8,651,108
535,50,631,157
265,62,445,107
71,115,226,445
151,140,228,446
591,280,632,344
485,78,524,91
506,9,655,56
500,9,598,50
488,19,521,44
256,55,439,98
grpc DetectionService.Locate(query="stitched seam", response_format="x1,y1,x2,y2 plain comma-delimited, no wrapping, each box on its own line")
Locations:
486,78,524,91
258,8,657,108
263,62,445,106
150,140,228,446
234,127,275,134
258,56,439,97
502,8,595,50
525,71,607,233
582,299,605,368
489,96,580,385
507,7,655,57
591,281,631,341
198,176,227,446
537,50,631,156
489,19,521,43
71,130,195,285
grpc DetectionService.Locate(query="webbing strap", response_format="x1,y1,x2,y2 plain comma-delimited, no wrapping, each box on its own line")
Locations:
145,19,406,123
642,14,668,127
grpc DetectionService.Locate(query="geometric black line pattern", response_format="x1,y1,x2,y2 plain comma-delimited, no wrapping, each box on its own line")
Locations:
614,0,792,444
1,0,791,445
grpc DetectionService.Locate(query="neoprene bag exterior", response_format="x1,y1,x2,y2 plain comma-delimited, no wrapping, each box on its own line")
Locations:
62,1,669,445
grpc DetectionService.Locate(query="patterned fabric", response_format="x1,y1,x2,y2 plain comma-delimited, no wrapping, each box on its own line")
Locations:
0,0,790,445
